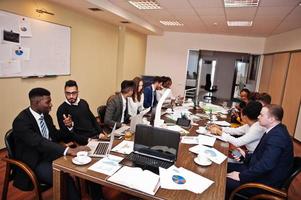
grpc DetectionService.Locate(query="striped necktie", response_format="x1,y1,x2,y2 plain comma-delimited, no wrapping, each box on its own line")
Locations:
39,115,49,139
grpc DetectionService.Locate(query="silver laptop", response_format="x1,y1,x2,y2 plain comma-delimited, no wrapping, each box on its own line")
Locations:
87,123,116,157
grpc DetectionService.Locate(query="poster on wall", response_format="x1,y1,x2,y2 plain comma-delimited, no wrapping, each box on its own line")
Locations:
19,17,32,37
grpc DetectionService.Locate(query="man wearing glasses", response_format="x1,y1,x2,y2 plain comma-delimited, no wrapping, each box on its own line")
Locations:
57,80,106,142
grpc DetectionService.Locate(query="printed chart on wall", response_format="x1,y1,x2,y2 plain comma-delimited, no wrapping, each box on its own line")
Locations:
0,10,71,78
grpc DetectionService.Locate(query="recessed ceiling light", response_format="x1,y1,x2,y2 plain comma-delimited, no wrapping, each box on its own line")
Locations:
224,0,260,8
128,0,161,10
227,21,253,26
160,20,184,26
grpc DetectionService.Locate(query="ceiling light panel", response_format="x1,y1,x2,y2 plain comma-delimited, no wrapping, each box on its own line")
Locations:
224,0,260,8
160,20,184,26
227,21,253,26
128,0,161,10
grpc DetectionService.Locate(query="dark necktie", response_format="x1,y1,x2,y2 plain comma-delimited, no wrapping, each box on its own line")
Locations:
39,116,49,139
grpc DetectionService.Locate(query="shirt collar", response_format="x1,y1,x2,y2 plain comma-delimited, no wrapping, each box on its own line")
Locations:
121,94,126,103
65,97,80,106
266,122,280,134
29,107,44,121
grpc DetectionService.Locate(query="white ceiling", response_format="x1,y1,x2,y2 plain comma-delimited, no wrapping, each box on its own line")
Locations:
48,0,301,37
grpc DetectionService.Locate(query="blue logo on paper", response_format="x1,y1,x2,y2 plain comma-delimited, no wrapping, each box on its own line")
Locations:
15,49,23,56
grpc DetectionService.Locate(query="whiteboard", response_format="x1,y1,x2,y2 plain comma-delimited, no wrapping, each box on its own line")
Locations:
0,10,70,77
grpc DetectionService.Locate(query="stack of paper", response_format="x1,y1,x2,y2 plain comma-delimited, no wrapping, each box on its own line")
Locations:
88,154,123,176
111,140,134,154
189,145,227,164
107,166,160,195
159,166,213,194
213,121,231,127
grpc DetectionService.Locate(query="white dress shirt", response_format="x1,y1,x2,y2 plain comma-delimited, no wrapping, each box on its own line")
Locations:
121,95,126,123
221,121,266,153
127,94,144,117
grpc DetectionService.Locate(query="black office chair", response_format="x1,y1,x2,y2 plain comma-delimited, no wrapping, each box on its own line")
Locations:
97,105,107,127
1,129,51,200
229,156,301,200
203,74,217,101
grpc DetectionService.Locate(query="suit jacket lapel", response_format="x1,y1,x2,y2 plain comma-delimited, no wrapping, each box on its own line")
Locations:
25,108,42,136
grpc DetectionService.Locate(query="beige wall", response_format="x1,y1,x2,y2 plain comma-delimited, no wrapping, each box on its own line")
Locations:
0,0,146,148
145,32,265,96
264,28,301,54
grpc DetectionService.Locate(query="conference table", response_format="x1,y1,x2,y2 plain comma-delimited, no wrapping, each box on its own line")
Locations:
52,109,229,200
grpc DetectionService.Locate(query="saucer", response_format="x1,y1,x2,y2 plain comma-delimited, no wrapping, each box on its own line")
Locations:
72,156,92,165
194,157,212,166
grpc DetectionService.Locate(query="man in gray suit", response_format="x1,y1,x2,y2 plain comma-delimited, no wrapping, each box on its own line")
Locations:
104,80,135,128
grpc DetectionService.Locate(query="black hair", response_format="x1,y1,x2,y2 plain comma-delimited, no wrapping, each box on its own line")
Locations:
240,88,251,97
121,80,135,93
241,101,262,121
65,80,78,88
258,92,272,105
152,76,162,84
28,88,50,100
162,76,172,88
266,104,283,121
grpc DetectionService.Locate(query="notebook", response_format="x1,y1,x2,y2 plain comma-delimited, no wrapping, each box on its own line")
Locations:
121,124,180,173
87,123,116,157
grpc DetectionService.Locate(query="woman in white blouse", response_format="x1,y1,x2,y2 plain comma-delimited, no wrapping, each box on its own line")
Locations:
209,101,266,153
128,76,144,117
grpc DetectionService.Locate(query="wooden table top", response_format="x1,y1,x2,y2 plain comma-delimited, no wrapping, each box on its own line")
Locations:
53,110,229,200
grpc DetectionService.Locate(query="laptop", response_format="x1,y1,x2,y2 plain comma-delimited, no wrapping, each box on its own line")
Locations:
87,123,116,157
130,107,151,132
121,124,181,173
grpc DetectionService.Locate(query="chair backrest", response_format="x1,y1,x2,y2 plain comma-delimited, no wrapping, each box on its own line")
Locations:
97,105,107,123
282,156,301,190
4,129,15,159
204,74,212,91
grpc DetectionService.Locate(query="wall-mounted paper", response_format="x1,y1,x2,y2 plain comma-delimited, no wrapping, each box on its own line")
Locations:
19,17,32,37
12,46,30,61
0,44,12,61
0,60,21,75
2,30,20,44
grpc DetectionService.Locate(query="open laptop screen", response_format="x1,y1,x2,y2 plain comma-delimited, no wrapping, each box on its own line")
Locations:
134,124,180,161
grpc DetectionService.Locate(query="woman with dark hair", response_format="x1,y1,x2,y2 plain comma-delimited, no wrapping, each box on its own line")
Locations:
209,101,266,153
128,76,144,117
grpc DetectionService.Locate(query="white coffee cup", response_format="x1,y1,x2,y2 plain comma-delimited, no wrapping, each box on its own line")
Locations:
197,126,206,134
197,153,212,166
166,108,172,113
76,151,89,163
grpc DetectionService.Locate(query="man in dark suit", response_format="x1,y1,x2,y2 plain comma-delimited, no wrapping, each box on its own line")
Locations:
104,80,135,128
12,88,90,199
143,76,163,108
226,104,294,197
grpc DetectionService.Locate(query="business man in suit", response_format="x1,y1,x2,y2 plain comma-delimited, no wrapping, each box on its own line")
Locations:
143,76,163,108
226,104,294,197
104,80,135,128
12,88,90,199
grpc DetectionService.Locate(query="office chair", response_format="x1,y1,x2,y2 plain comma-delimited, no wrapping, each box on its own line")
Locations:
203,74,217,101
1,129,51,200
229,156,301,200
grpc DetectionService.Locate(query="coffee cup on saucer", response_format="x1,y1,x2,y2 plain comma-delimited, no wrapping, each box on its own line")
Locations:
196,126,206,134
194,153,212,166
76,151,90,163
166,108,173,114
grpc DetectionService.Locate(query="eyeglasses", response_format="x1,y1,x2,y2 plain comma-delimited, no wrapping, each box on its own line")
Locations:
65,91,78,96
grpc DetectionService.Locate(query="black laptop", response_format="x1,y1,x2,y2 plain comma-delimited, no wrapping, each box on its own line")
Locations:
121,124,181,173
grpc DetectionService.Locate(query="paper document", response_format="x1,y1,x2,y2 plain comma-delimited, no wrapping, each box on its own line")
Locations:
213,121,231,127
189,145,227,164
111,140,134,154
181,136,199,144
197,135,216,146
108,166,160,195
88,154,123,176
198,131,227,142
159,165,213,194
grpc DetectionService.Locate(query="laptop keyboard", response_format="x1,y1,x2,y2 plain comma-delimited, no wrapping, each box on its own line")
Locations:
126,153,173,169
94,142,109,155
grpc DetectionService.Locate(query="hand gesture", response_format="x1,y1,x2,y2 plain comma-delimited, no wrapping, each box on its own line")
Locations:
227,171,240,181
63,114,73,128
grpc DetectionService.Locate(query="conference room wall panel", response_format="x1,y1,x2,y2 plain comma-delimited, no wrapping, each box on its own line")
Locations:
267,53,290,105
282,52,301,135
258,55,273,92
0,0,146,148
